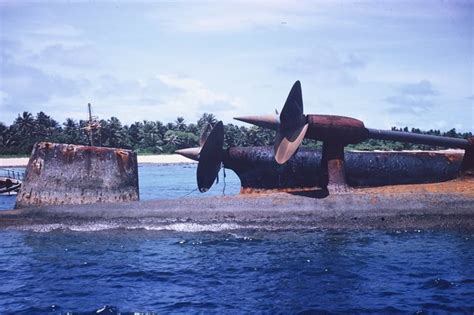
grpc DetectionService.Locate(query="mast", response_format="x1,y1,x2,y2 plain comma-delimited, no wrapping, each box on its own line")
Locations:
84,103,101,146
88,103,94,146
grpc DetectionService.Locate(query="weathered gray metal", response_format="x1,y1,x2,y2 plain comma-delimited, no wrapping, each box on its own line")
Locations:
366,128,470,149
227,147,464,192
176,146,464,193
15,142,139,208
461,138,474,175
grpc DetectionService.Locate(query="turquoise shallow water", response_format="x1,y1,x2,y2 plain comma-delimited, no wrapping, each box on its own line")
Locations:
0,164,473,314
0,164,241,211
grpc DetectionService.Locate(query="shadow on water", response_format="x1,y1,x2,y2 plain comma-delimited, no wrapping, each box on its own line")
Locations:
289,188,329,199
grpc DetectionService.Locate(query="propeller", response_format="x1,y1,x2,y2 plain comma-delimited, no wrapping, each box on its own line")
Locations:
175,122,216,162
196,121,224,192
199,122,213,147
274,80,308,164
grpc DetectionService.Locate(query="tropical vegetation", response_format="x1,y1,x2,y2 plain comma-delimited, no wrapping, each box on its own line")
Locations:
0,111,471,156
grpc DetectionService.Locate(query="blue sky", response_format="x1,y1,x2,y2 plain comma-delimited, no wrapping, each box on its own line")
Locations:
0,1,472,131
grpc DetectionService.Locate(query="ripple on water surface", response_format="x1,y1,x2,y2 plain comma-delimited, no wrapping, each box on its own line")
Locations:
0,229,473,314
1,166,473,313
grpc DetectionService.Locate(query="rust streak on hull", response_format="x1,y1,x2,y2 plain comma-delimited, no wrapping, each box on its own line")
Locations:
15,142,139,208
224,146,464,193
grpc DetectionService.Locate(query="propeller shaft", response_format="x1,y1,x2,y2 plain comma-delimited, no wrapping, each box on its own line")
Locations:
366,128,470,150
234,115,280,130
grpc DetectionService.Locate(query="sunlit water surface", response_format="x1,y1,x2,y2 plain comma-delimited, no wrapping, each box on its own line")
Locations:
0,164,473,314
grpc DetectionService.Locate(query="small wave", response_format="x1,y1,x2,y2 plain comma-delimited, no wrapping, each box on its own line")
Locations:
10,218,324,233
15,223,121,233
14,222,249,233
139,222,242,232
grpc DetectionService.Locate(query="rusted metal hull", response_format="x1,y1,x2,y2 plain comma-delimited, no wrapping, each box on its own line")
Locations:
15,142,139,208
1,177,472,230
223,147,463,193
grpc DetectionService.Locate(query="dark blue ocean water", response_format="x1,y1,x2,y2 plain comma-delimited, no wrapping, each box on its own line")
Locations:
1,164,473,314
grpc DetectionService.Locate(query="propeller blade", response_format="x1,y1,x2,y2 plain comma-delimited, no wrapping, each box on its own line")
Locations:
280,81,305,128
274,123,308,164
274,80,308,164
196,121,224,192
199,123,213,147
176,122,216,162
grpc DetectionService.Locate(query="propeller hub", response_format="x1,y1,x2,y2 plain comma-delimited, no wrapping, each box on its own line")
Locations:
306,114,368,145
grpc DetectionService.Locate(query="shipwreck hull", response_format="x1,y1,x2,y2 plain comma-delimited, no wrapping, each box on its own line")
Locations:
15,142,139,208
1,177,473,230
223,147,463,192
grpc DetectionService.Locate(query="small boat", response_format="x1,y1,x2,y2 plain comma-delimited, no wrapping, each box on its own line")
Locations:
0,177,22,195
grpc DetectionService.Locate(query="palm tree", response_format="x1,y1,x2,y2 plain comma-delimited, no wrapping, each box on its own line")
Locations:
62,118,82,144
14,111,35,134
174,117,186,131
0,122,8,149
127,122,144,148
141,120,163,152
224,124,247,147
197,113,217,130
35,111,59,138
100,117,128,148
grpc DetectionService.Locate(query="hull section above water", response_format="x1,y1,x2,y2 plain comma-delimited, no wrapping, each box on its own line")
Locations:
223,147,463,193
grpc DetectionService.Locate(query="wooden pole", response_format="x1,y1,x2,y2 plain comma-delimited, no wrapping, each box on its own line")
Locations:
88,103,94,146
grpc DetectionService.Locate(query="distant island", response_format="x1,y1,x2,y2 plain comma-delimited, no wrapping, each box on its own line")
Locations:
0,111,472,156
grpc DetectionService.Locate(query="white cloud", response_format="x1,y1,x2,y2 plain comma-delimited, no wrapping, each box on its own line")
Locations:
29,44,98,68
26,24,83,38
36,74,246,125
1,1,471,132
278,50,368,86
385,80,438,114
151,1,353,33
0,59,87,105
149,1,457,34
156,74,243,120
8,22,88,55
0,91,8,104
399,80,437,96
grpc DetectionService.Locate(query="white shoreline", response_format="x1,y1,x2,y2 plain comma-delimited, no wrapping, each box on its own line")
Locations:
138,155,196,164
0,154,196,168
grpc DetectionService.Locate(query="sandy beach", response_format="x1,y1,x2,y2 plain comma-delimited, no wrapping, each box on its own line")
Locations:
0,154,196,168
